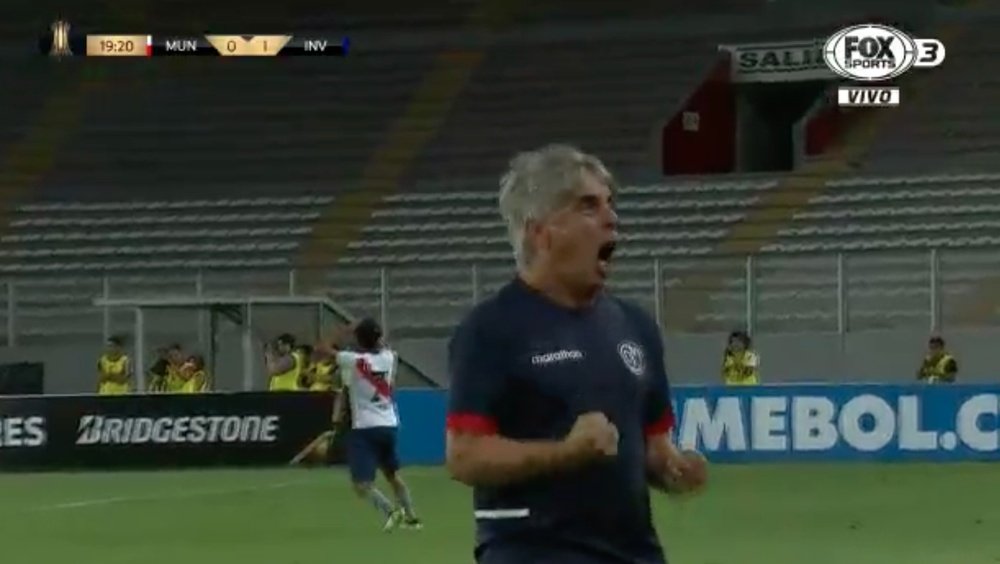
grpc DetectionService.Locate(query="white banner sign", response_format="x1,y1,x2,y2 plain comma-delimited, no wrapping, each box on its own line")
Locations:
722,40,835,83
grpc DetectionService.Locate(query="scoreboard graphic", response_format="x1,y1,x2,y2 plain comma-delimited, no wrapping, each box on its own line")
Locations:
40,19,349,57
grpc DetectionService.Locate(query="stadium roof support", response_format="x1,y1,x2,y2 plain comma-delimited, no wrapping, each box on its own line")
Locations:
92,295,437,391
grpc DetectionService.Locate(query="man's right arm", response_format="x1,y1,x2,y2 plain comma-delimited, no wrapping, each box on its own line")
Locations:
444,315,611,487
446,429,585,487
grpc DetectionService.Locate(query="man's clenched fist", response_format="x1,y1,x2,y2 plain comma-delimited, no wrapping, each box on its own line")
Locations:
565,411,619,461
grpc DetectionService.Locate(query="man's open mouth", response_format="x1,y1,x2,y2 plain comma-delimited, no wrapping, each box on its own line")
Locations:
598,241,617,267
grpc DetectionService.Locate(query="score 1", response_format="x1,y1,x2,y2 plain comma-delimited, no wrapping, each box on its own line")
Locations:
205,35,291,56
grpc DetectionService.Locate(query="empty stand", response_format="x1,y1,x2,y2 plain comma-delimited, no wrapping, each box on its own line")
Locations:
4,173,1000,341
404,35,718,187
1,195,330,274
329,173,1000,335
0,196,325,342
762,173,1000,253
33,50,435,200
394,16,855,191
863,18,1000,173
6,7,1000,343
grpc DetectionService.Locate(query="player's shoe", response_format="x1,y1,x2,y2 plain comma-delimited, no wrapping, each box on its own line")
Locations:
382,508,405,532
401,516,423,530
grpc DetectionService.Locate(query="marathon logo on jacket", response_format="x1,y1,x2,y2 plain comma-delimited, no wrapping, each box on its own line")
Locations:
531,349,584,366
76,414,280,445
671,385,1000,462
0,416,47,448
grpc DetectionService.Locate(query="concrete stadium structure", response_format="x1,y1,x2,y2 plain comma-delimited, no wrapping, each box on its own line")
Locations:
3,0,999,392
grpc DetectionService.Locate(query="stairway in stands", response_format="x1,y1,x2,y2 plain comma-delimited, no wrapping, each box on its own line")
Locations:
295,0,536,286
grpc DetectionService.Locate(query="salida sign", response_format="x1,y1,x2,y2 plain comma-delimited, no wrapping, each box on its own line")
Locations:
723,40,833,82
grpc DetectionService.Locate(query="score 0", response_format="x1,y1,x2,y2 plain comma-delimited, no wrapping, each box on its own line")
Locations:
205,35,291,56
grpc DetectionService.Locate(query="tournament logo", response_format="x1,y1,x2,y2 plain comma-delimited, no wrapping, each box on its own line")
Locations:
617,341,646,377
49,19,73,58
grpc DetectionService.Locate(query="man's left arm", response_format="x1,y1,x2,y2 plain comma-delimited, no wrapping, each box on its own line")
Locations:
641,328,702,495
642,362,683,492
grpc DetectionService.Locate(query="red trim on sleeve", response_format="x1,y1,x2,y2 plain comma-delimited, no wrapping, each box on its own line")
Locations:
644,411,675,437
446,413,498,435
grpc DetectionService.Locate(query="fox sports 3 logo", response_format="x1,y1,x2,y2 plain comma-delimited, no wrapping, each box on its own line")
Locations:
823,24,946,81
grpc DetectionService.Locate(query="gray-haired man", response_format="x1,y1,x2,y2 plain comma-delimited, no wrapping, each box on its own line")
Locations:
445,144,707,564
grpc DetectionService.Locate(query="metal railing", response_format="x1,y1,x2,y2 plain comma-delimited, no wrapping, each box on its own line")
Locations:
1,247,999,344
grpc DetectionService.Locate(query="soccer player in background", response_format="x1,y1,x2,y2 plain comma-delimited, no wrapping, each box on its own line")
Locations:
97,335,132,395
446,144,707,564
328,318,422,531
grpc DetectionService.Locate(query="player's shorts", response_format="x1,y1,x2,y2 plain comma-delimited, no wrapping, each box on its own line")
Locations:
477,540,666,564
347,426,400,482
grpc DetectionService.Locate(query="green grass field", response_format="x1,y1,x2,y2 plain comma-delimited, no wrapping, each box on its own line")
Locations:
2,463,999,564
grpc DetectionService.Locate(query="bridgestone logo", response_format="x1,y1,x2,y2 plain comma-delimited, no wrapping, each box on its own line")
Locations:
76,415,280,445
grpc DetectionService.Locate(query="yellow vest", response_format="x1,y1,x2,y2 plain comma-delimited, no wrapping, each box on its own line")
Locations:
179,370,208,393
163,365,188,393
723,351,760,386
98,354,131,395
310,361,335,391
269,351,302,391
920,354,956,383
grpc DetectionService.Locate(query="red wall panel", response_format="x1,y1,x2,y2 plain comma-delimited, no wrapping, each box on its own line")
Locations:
662,56,736,175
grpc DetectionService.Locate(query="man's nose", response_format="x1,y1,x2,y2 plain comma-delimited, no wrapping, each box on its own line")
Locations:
604,205,618,230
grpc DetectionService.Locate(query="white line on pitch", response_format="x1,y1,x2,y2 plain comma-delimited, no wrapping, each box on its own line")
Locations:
32,479,317,511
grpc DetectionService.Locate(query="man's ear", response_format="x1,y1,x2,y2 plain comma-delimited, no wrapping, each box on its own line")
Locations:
526,219,546,255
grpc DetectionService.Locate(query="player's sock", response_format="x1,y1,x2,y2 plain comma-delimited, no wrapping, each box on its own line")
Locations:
367,487,395,517
394,483,418,519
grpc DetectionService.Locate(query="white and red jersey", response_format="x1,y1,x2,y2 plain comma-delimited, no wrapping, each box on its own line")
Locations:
336,348,399,429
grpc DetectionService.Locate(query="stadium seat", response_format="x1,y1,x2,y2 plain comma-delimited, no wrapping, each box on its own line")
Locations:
326,173,1000,334
6,172,1000,338
861,21,1000,173
34,51,436,199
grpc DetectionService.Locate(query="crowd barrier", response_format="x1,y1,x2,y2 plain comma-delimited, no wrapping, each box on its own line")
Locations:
0,392,333,469
392,384,1000,465
2,385,996,469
